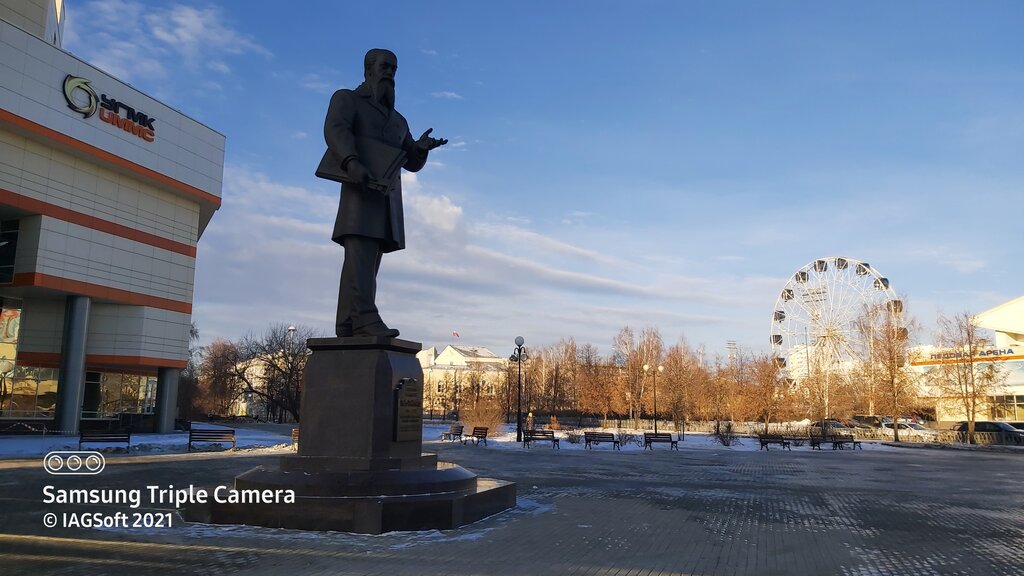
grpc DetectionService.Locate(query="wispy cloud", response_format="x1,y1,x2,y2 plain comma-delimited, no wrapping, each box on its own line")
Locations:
206,61,230,74
907,247,987,275
431,91,463,100
64,1,269,82
300,73,339,94
192,166,769,354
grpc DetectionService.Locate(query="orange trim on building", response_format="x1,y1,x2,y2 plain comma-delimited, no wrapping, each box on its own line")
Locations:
0,187,197,257
12,272,192,314
0,108,222,209
17,351,184,371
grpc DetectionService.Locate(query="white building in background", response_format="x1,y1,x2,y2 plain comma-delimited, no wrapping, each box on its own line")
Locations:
418,345,506,416
0,0,223,433
913,296,1024,423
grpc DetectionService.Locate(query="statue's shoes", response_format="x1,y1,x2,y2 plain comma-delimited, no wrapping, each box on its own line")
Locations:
353,323,400,338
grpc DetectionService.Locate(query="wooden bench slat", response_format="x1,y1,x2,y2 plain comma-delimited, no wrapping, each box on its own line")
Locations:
584,432,620,450
441,425,464,442
643,432,678,450
463,426,489,446
757,434,791,451
523,429,560,449
79,431,131,449
830,434,862,450
188,428,236,451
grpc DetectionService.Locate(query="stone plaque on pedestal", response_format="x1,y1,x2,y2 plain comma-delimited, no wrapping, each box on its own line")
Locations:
394,376,422,442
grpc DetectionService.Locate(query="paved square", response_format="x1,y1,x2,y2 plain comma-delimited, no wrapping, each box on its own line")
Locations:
1,436,1022,575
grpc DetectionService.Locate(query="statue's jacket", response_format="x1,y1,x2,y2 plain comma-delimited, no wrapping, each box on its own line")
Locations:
324,82,428,253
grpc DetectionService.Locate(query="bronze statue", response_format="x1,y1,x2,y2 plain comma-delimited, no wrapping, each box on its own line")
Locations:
318,49,447,338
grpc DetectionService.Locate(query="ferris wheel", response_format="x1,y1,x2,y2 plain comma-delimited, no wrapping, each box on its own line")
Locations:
770,256,903,381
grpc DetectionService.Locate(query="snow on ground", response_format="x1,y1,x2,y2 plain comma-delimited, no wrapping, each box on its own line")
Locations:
0,423,290,458
422,423,899,452
0,422,925,459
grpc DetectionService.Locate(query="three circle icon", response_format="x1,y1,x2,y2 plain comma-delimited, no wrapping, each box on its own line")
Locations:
44,451,105,475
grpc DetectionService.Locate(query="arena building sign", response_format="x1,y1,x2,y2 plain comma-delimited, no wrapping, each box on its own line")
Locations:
62,75,157,142
913,348,1021,366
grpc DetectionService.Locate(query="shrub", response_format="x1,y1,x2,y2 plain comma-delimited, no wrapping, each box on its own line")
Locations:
460,400,505,434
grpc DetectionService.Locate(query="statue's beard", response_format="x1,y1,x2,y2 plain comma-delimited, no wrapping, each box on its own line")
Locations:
373,79,395,109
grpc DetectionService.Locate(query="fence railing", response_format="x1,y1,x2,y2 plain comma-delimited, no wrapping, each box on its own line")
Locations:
421,414,1024,446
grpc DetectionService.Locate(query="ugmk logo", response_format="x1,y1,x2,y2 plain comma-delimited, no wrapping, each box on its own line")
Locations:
62,75,157,142
62,75,98,118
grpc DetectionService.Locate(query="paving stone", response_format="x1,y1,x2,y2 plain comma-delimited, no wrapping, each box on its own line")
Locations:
0,439,1021,575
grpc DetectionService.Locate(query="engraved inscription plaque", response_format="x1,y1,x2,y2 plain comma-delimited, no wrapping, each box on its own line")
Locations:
393,378,423,442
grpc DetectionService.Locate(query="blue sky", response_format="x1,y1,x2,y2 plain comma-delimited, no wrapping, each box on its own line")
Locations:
62,1,1024,358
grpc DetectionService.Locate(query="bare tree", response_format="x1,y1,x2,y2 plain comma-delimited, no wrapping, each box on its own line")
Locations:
931,311,1008,443
858,301,919,442
745,353,789,433
575,343,604,418
197,338,244,416
177,322,203,420
613,326,663,428
662,341,702,437
228,324,318,423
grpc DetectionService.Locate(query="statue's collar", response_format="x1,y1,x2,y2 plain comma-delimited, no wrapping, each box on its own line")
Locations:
354,82,392,115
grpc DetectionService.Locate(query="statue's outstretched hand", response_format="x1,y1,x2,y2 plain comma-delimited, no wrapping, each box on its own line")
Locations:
416,128,448,152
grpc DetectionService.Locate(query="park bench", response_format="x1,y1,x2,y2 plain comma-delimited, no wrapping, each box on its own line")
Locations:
79,431,131,450
643,432,678,450
523,429,560,449
441,424,464,442
463,426,489,446
757,434,791,451
808,434,825,450
830,434,862,450
188,428,236,451
583,431,620,450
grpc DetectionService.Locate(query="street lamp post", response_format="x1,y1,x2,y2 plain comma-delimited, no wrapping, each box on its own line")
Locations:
509,336,528,443
642,363,664,433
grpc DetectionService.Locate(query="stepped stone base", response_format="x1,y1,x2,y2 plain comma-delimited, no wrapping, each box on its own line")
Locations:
184,337,515,534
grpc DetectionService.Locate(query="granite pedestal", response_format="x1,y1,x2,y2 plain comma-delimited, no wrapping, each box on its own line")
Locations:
192,337,515,534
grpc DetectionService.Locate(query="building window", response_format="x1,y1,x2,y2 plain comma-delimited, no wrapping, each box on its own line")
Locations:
0,220,19,284
0,366,56,418
991,395,1024,421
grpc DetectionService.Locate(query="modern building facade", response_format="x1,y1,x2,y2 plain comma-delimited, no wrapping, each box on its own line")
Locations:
0,0,223,433
914,296,1024,424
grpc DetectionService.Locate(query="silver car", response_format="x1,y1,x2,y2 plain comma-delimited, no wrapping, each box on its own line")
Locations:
954,421,1024,444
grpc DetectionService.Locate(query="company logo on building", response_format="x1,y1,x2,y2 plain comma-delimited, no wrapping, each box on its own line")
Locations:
62,75,157,142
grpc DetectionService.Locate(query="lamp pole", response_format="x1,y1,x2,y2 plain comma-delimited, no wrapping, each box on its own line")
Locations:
643,363,664,433
509,336,527,443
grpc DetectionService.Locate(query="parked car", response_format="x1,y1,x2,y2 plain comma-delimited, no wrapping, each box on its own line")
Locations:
1007,422,1024,431
852,414,884,428
842,420,873,431
953,421,1024,444
809,420,851,435
880,422,938,440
